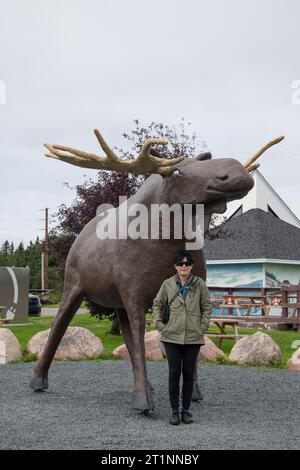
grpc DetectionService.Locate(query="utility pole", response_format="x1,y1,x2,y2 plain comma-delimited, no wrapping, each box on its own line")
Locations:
40,208,49,291
44,208,49,290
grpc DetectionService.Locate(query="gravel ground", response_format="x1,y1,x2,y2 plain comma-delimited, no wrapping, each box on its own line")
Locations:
0,361,299,450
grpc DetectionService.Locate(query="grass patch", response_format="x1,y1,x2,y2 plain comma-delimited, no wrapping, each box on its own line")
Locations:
41,304,60,308
8,315,125,362
6,315,300,368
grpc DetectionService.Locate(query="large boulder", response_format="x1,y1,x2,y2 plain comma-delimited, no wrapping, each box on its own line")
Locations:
287,348,300,371
113,332,224,362
198,336,224,362
229,331,281,365
113,330,164,360
0,328,22,364
28,326,104,359
155,334,225,362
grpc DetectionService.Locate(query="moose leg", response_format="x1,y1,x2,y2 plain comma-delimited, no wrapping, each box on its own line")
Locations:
140,315,154,392
191,362,204,402
116,308,134,357
117,308,153,392
122,301,154,411
30,283,83,391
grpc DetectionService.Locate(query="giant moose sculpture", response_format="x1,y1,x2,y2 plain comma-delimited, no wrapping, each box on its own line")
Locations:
30,130,284,412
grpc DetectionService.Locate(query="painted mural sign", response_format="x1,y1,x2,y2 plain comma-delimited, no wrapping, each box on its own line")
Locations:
0,267,29,324
265,263,300,287
206,263,263,288
207,261,300,316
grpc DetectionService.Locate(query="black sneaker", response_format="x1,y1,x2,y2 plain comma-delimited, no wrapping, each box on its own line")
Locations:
181,410,193,424
169,411,180,425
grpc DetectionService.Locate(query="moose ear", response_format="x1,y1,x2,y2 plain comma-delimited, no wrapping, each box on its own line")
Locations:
195,152,212,161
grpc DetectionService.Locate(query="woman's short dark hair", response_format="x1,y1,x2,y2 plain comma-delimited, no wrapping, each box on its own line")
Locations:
174,249,194,264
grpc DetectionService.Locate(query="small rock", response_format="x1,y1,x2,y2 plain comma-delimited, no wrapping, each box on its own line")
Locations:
145,330,164,360
287,348,300,371
113,330,163,360
198,336,224,361
229,331,281,365
157,332,166,356
113,343,130,359
0,328,22,364
27,327,104,359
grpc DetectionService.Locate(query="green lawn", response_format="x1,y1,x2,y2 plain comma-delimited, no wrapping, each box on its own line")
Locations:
41,304,60,308
9,315,124,361
7,314,300,368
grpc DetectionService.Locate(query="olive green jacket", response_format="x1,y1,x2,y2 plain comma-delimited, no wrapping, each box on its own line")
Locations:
152,275,212,345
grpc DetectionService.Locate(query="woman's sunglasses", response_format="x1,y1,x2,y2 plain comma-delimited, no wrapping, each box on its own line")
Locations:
175,261,193,267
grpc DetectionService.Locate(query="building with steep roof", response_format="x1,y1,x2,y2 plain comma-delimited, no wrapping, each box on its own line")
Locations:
204,173,300,288
224,170,300,228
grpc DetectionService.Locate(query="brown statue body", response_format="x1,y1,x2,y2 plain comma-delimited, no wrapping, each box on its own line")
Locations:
30,130,283,412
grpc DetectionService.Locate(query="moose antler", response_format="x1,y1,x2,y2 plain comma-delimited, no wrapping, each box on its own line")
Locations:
44,129,185,175
244,136,285,172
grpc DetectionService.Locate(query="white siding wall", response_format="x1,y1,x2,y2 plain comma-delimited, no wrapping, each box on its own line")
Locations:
224,171,300,228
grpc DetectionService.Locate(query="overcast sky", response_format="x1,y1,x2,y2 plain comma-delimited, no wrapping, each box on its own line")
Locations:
0,0,300,246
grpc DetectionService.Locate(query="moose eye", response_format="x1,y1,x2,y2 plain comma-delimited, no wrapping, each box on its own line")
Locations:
173,169,181,175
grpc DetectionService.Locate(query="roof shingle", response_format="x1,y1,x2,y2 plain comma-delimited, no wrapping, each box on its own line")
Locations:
204,209,300,261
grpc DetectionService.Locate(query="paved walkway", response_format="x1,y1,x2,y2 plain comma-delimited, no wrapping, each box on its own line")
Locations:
41,307,88,317
1,361,300,450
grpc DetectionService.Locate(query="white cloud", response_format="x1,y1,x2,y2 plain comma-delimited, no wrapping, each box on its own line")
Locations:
0,0,300,245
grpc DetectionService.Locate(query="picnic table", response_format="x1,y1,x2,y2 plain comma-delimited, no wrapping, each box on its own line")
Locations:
207,317,244,346
209,293,283,345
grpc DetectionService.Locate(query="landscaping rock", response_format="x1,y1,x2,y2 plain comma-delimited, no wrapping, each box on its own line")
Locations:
287,348,300,371
113,332,224,362
145,330,164,360
113,343,130,359
198,335,225,362
113,330,164,360
157,332,166,356
27,327,104,359
0,328,22,364
229,331,281,365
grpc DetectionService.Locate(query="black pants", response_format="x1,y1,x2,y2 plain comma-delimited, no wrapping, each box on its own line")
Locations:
163,342,201,412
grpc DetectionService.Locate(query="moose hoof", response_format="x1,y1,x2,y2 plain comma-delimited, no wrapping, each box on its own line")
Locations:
147,380,154,392
191,382,203,402
30,375,49,392
132,390,155,411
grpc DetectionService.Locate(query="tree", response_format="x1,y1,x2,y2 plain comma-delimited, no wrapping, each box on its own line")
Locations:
0,240,10,265
50,119,208,332
51,118,207,258
0,237,61,291
49,171,141,273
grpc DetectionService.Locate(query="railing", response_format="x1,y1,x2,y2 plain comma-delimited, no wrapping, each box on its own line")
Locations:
208,285,300,330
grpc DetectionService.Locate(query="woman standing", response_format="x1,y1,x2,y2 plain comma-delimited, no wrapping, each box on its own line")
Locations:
152,249,212,425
